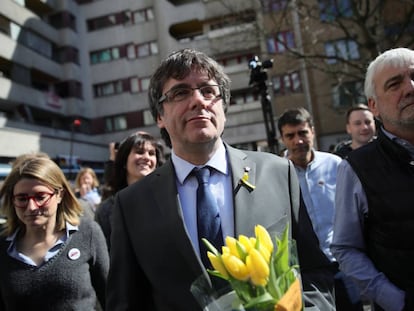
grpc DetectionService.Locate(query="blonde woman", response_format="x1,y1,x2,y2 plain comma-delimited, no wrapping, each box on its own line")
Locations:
0,154,108,310
74,167,102,210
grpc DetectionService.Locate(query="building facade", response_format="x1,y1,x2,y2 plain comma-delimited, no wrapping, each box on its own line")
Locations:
0,0,412,168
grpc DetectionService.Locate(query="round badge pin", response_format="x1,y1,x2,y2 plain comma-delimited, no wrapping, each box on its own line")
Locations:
68,248,81,260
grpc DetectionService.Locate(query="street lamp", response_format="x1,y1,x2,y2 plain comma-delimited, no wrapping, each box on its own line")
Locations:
69,118,81,179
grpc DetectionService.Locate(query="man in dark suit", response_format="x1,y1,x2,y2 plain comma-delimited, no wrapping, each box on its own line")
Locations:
106,49,330,311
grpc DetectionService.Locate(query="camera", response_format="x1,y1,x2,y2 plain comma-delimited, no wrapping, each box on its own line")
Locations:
248,56,273,70
249,56,273,87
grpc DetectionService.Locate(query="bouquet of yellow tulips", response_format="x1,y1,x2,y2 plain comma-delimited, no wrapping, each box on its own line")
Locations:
202,224,303,311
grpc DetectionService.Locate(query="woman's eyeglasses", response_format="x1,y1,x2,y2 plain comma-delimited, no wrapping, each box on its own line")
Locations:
13,191,57,209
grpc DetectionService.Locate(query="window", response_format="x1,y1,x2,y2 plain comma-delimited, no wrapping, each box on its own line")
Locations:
113,116,127,130
49,11,76,31
136,41,158,58
319,0,352,22
129,77,151,93
217,53,253,67
325,39,359,64
55,80,83,99
87,11,130,31
332,80,365,108
132,8,154,23
105,115,127,132
10,22,53,58
125,41,158,59
55,46,79,64
87,8,153,31
94,80,123,97
141,77,150,91
230,91,258,106
127,44,136,59
90,47,121,64
95,76,149,97
87,15,116,31
267,31,295,54
143,110,155,126
272,72,302,95
261,0,287,13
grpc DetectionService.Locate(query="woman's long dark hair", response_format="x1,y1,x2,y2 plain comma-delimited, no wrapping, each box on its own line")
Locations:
109,132,165,193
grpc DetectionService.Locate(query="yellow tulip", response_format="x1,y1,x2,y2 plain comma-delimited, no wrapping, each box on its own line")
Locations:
207,251,229,279
246,248,269,286
225,236,240,258
222,253,250,281
250,273,268,286
258,243,271,263
254,225,274,253
238,235,254,253
246,255,267,286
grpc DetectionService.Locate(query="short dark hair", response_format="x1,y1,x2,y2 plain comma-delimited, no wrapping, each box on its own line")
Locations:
277,107,313,135
345,103,370,123
148,48,231,147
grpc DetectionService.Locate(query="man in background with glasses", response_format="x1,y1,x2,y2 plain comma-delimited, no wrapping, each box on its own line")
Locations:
106,49,326,310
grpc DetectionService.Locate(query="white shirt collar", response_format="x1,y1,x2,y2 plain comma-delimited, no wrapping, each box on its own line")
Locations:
171,140,228,184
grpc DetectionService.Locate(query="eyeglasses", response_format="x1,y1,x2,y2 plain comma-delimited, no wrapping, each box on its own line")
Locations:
158,85,222,104
13,191,57,209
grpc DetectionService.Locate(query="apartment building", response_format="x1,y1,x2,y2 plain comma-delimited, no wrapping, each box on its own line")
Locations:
0,0,412,168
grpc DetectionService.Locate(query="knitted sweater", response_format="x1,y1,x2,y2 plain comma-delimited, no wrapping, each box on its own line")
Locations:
95,196,115,251
0,217,109,310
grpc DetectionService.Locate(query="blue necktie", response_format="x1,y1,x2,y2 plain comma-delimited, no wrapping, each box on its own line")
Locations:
193,167,223,268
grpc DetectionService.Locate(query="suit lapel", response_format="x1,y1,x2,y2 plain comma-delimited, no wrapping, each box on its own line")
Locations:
150,161,207,277
226,145,257,237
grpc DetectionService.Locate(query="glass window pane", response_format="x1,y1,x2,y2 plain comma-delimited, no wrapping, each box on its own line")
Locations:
134,11,146,23
277,33,285,52
284,75,291,90
267,37,276,53
90,53,99,64
272,76,281,93
292,72,301,91
138,43,150,57
141,77,150,91
130,77,139,93
332,85,340,108
234,95,244,105
105,118,113,131
325,42,336,64
112,47,120,59
143,109,155,125
10,22,21,40
115,81,123,93
286,31,295,48
147,9,154,20
102,83,114,96
246,93,254,103
99,50,111,62
127,44,136,59
114,116,127,130
150,42,158,54
348,40,359,60
336,40,347,59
